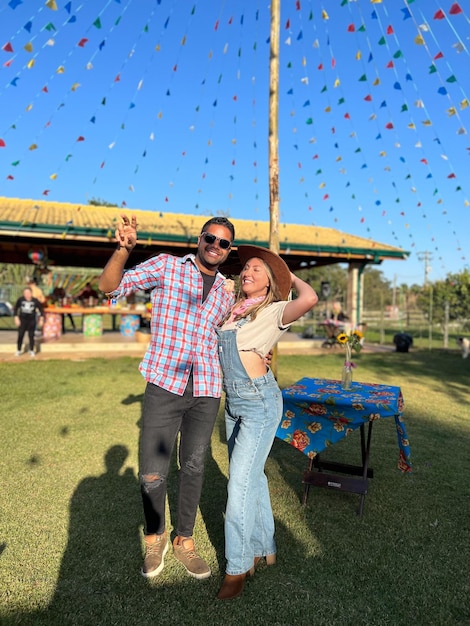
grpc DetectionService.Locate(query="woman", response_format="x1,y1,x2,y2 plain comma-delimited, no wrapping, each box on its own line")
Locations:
216,245,318,600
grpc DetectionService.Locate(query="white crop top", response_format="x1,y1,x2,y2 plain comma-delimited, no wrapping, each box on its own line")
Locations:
220,301,291,359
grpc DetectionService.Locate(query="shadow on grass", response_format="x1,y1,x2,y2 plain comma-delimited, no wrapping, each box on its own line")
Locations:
46,445,142,620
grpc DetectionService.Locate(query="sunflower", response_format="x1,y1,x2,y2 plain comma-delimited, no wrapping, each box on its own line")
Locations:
336,330,363,352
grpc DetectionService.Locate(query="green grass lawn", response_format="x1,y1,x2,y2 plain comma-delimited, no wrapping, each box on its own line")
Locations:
1,351,469,626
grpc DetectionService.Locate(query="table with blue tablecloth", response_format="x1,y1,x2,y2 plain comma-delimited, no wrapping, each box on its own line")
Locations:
276,377,412,515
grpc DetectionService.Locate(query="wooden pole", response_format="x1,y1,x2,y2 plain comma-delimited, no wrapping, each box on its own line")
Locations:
269,0,281,374
269,0,280,255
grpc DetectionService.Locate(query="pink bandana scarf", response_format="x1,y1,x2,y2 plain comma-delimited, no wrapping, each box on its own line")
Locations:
228,296,266,322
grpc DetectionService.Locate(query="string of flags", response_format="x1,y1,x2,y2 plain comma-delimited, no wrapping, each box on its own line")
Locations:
0,0,468,274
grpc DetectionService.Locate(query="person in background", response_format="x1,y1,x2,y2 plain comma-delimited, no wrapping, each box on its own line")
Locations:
14,287,45,357
51,286,77,333
27,277,46,304
98,214,235,581
76,282,99,306
216,245,318,600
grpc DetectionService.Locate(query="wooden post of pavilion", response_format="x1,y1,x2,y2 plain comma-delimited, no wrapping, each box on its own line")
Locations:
269,0,281,256
269,0,281,374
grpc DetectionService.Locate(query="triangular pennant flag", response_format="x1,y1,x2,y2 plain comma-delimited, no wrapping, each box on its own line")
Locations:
433,9,445,20
2,42,14,53
45,0,58,9
449,3,462,15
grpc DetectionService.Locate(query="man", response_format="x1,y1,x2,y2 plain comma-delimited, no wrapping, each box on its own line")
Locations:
99,214,235,580
76,282,99,305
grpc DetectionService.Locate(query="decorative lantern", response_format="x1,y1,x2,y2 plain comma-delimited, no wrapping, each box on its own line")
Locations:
28,248,44,264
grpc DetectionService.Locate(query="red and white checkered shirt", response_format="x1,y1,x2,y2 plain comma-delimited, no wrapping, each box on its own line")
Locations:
110,253,234,397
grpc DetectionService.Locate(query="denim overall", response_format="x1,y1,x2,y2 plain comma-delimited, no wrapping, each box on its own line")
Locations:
216,326,283,575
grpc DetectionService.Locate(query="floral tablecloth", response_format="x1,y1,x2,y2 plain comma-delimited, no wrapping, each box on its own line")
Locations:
276,377,412,473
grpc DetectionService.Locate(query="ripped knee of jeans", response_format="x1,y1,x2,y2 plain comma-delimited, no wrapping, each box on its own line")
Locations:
140,472,165,493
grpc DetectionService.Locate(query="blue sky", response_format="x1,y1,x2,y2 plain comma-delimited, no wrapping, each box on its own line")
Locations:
1,0,469,285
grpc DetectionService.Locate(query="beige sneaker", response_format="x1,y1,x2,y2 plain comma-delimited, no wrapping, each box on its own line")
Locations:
173,536,211,580
141,532,168,578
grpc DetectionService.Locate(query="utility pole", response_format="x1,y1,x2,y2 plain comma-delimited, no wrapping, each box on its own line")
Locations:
417,251,433,286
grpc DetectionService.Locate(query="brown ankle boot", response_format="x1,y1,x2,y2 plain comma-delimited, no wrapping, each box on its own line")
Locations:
217,573,246,600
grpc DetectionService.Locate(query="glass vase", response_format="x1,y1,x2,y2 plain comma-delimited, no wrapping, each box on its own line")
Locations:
341,344,353,390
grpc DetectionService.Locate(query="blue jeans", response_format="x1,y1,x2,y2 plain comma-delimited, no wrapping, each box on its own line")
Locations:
217,328,282,575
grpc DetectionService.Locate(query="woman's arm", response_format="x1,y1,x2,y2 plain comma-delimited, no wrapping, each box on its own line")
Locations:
282,273,318,325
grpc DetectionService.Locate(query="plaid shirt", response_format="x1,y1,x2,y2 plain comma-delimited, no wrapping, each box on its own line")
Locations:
110,253,234,397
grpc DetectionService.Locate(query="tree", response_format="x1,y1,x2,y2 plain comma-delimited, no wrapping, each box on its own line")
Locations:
362,267,393,310
417,269,470,329
88,197,118,207
298,263,394,313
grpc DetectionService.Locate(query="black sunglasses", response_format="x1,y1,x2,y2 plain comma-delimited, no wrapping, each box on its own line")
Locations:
200,232,232,250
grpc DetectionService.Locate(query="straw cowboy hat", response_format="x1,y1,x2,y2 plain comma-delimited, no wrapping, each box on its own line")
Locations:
237,244,292,301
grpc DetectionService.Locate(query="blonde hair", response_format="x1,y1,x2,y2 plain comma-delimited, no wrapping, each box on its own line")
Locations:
230,258,283,322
